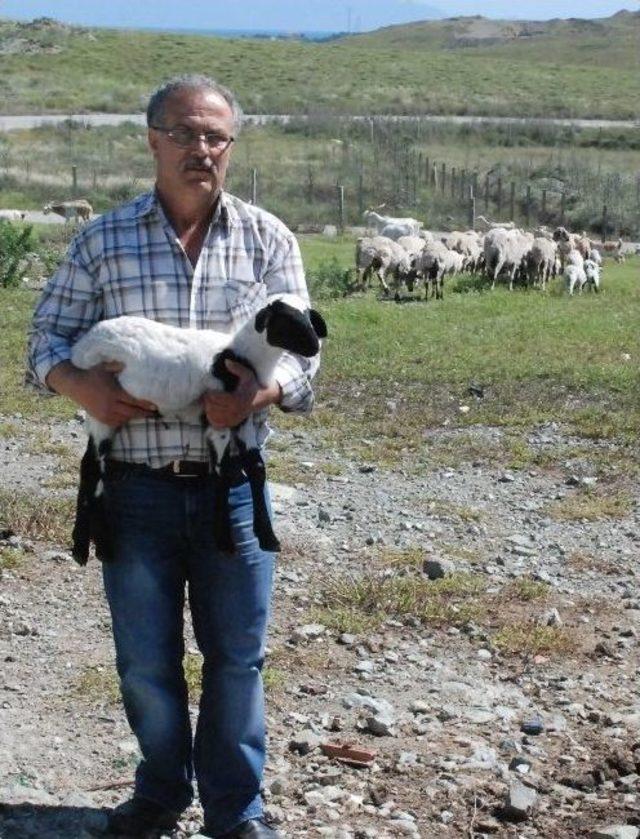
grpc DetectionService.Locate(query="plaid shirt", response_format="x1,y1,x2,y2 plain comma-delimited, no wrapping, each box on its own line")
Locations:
28,190,318,468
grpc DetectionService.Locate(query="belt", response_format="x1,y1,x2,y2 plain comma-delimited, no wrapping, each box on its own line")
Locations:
105,458,247,484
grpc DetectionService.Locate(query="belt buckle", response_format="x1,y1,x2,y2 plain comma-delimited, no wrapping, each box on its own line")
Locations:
172,459,186,476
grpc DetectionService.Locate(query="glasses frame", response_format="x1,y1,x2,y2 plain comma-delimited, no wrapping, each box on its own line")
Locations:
151,125,235,153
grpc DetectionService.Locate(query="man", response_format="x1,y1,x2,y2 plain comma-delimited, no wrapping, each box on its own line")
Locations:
28,75,320,838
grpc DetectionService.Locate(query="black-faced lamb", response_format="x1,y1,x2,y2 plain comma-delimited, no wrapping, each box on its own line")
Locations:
70,293,327,564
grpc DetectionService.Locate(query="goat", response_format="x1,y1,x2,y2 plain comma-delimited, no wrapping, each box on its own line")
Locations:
43,199,93,224
69,294,327,565
363,209,422,237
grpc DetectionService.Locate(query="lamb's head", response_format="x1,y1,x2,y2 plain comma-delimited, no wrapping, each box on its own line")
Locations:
42,204,52,215
255,294,327,357
553,226,571,243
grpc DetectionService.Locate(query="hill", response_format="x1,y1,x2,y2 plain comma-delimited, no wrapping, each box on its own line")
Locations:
0,12,639,118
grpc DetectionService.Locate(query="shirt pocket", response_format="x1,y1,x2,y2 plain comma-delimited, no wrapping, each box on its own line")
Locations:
225,271,266,320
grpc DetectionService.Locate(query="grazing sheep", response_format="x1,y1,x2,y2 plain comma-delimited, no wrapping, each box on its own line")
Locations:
396,235,427,260
565,263,587,296
553,226,591,268
43,199,93,224
527,237,558,289
355,235,413,297
362,209,422,237
484,228,533,290
69,294,327,564
0,209,27,221
583,259,601,293
412,240,461,300
589,248,602,267
475,214,516,231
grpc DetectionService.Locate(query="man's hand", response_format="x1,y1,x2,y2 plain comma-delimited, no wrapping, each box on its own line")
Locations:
46,360,158,428
202,359,281,429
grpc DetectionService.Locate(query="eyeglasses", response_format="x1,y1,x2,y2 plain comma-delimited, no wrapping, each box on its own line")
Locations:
152,125,235,153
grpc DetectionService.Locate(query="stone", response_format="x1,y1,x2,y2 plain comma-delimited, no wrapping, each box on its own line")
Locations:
503,779,537,822
291,623,326,643
589,827,640,839
422,558,454,580
520,716,544,736
288,731,321,755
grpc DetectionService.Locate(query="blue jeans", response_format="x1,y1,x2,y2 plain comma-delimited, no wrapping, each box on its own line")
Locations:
102,470,276,835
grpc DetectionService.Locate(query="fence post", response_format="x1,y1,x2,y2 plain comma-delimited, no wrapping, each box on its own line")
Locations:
440,163,446,195
357,169,365,216
496,177,503,215
459,169,466,201
425,156,430,185
484,174,489,212
468,185,476,231
71,165,78,197
451,167,456,198
560,192,566,225
509,181,516,222
336,184,345,233
601,205,608,242
542,189,547,218
525,185,532,228
250,168,258,205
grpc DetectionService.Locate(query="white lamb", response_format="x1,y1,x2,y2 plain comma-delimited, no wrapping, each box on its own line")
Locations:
363,209,422,237
565,264,587,296
69,293,327,564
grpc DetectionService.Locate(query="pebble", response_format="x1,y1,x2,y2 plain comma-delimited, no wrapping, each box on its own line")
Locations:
503,779,537,821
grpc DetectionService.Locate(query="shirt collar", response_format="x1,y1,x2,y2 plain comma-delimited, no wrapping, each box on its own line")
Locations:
135,189,238,231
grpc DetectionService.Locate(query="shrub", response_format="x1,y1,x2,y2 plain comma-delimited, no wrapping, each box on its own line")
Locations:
0,220,35,288
307,256,354,299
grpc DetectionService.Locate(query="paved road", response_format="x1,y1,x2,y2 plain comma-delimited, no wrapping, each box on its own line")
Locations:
1,113,639,132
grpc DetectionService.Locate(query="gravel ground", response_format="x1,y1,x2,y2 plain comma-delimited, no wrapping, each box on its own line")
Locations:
1,414,639,838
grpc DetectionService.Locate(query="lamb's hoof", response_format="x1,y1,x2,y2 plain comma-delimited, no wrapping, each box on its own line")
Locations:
71,546,89,567
258,531,281,553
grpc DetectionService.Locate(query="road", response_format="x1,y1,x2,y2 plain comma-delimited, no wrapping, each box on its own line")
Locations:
1,113,639,132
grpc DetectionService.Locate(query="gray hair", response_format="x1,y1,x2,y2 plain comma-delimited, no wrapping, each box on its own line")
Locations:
146,74,243,135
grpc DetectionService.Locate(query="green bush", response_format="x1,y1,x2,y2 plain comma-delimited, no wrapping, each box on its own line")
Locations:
307,256,354,299
0,221,35,288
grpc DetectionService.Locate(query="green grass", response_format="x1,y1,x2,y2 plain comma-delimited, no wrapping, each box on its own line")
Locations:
546,487,635,522
1,15,639,119
493,624,575,655
0,488,75,544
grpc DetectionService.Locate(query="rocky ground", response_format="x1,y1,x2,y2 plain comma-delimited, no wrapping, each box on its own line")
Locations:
1,413,639,839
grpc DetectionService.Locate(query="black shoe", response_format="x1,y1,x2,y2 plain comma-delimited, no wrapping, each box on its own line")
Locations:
107,796,181,836
214,817,281,838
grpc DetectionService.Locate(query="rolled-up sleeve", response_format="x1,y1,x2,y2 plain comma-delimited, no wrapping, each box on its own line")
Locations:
27,235,102,390
263,231,321,415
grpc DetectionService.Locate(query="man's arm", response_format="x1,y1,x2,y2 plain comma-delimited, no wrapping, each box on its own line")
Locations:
47,360,158,428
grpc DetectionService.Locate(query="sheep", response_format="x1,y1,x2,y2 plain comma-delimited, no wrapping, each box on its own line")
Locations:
475,214,516,231
553,226,591,268
362,209,422,237
69,293,327,564
355,235,413,298
396,235,427,260
442,231,483,272
527,237,558,289
565,263,587,296
589,248,602,267
0,209,27,221
483,228,533,290
566,248,584,269
43,199,93,224
412,240,461,300
583,259,601,293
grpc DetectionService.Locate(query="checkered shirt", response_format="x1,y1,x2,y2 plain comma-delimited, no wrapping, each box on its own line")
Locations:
28,190,319,468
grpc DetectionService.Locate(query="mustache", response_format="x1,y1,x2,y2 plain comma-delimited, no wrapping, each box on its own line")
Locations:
185,159,216,172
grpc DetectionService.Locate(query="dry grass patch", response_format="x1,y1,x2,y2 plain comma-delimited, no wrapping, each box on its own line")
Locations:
504,577,550,601
0,489,74,544
75,665,120,704
547,486,634,522
493,624,576,656
0,421,20,438
316,570,487,631
268,453,312,486
0,546,28,571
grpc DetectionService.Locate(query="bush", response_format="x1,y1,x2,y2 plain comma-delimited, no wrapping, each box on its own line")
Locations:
0,220,35,288
307,256,354,299
450,271,492,294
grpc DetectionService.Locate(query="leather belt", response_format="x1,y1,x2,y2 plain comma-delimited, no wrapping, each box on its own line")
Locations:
105,458,247,484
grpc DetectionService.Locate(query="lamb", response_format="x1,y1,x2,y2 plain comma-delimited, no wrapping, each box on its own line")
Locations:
565,263,587,296
583,259,601,293
589,248,602,267
0,209,27,221
396,235,427,260
412,240,461,300
43,199,93,224
362,209,422,237
553,226,591,268
69,293,327,565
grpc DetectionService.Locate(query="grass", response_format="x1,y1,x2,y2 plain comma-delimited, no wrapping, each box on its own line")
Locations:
493,624,575,655
505,577,550,601
546,486,634,522
1,16,640,119
0,488,75,544
0,546,27,571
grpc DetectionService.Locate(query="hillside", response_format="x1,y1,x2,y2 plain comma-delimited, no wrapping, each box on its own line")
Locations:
0,13,639,118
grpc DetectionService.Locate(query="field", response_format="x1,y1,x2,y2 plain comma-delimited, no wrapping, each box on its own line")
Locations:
2,118,640,235
2,13,640,118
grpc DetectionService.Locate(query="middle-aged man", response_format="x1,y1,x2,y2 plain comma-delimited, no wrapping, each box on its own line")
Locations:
28,75,321,838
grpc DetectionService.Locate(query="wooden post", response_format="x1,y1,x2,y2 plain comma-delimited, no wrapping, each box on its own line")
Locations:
250,168,258,205
560,192,566,225
484,174,489,212
306,165,314,204
357,169,365,216
440,163,446,195
601,205,608,242
451,167,456,198
425,156,430,184
496,177,503,215
525,185,532,228
509,181,515,222
71,165,78,197
542,189,547,218
468,192,476,230
460,169,466,201
336,184,345,233
432,163,438,190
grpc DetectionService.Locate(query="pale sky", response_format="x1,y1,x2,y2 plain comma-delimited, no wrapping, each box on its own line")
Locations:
1,0,637,31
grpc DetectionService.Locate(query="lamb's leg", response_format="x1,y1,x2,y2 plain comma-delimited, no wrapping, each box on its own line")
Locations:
72,432,114,564
235,423,281,553
207,437,235,553
92,438,115,562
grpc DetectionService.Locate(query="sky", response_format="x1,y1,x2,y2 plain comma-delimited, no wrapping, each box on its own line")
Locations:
0,0,637,31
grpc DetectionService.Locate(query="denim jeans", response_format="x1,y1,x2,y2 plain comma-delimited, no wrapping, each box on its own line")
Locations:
102,470,276,835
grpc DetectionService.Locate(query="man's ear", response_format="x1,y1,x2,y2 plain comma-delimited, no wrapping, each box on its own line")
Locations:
309,309,327,339
148,128,159,158
255,304,272,333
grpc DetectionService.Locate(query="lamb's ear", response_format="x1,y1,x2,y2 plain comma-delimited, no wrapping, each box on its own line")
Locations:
309,309,327,339
255,304,272,333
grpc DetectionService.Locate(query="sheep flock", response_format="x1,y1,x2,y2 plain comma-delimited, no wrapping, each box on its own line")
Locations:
356,210,634,301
